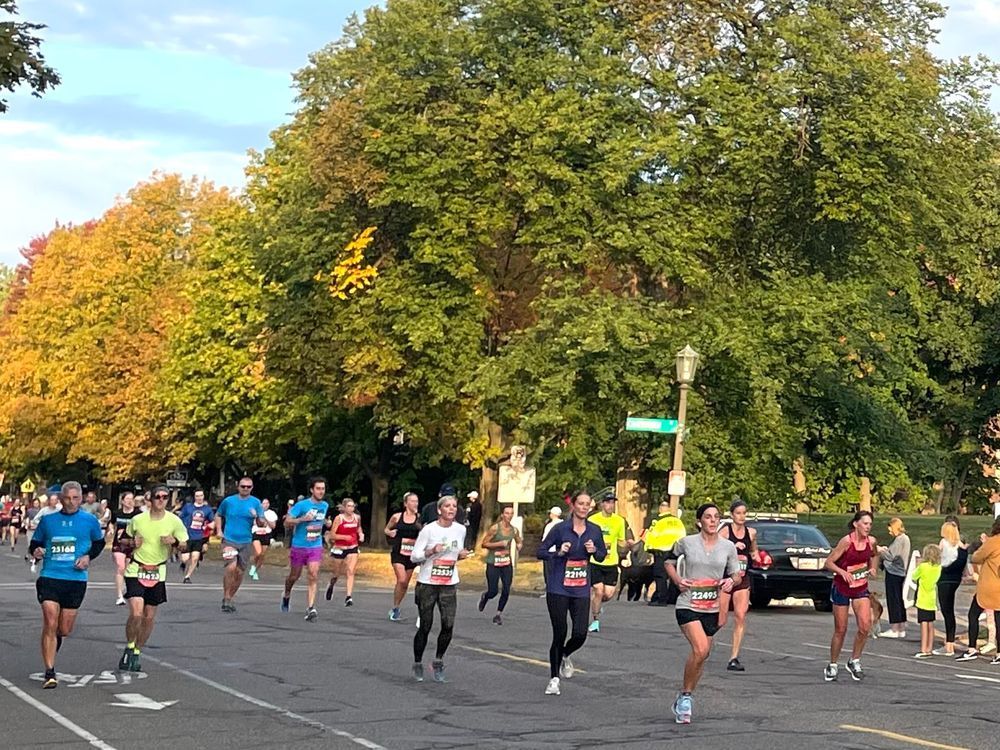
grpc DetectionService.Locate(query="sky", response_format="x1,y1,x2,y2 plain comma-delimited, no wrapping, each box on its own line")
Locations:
1,0,999,266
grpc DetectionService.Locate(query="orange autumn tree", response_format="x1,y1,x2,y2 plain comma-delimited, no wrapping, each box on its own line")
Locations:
0,175,231,479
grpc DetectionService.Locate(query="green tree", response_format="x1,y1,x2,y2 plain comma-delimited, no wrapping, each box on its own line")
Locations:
0,0,59,112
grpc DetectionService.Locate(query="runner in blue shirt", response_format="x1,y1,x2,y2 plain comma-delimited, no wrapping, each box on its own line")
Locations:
29,481,105,688
178,489,215,583
536,491,606,696
281,477,330,621
215,477,263,613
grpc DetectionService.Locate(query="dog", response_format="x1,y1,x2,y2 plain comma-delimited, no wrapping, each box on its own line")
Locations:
868,592,884,639
618,541,654,601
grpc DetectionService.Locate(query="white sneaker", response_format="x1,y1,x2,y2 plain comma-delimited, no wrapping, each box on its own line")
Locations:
932,648,954,656
115,596,126,606
29,562,36,573
545,677,561,695
559,657,575,679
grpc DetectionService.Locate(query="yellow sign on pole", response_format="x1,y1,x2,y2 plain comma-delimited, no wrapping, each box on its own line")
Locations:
20,479,36,495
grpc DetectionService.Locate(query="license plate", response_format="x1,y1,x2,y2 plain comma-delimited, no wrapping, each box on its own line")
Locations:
792,557,825,570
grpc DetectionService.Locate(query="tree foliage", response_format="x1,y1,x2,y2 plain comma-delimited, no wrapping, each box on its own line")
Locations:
0,0,59,112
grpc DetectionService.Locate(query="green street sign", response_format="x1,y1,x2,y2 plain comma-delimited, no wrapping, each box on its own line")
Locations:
625,417,679,434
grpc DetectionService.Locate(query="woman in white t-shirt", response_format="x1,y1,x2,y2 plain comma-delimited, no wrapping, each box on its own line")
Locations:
249,498,278,581
409,495,469,683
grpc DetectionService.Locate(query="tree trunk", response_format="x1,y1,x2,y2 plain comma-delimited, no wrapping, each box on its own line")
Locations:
616,460,648,536
478,420,510,548
950,464,970,515
363,438,393,549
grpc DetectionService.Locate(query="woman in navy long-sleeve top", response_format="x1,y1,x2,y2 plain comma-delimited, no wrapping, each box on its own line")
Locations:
537,491,607,696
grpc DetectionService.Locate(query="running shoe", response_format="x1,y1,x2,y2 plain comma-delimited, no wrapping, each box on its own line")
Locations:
823,663,838,682
325,582,335,601
305,607,318,622
248,565,259,581
281,596,290,613
913,652,932,659
118,647,132,671
412,663,424,682
478,593,488,612
727,658,745,672
115,596,126,606
932,648,954,656
846,659,863,681
183,577,192,584
41,671,57,689
545,677,561,696
345,596,353,607
30,561,36,573
982,642,997,655
389,608,401,622
957,650,980,661
493,614,503,625
127,651,141,673
588,620,600,633
992,656,1000,666
221,599,236,613
559,657,575,679
672,693,692,724
432,660,446,683
415,615,420,630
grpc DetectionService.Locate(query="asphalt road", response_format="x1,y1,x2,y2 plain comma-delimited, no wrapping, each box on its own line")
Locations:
0,547,996,750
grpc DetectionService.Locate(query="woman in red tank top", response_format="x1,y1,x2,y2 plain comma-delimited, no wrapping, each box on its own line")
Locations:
823,511,878,683
326,498,365,607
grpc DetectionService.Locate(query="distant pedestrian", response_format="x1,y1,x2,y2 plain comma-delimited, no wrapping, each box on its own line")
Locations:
911,543,941,658
465,490,482,550
876,517,911,638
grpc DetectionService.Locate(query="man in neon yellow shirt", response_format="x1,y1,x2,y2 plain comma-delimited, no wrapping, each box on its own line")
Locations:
118,484,188,673
589,495,633,632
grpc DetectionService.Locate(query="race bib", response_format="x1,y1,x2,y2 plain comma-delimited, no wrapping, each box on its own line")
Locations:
563,559,588,587
739,558,748,572
50,536,76,562
305,523,323,542
400,538,415,557
493,550,511,568
190,516,204,531
847,562,869,588
222,546,239,562
137,564,161,588
689,578,721,611
430,559,456,584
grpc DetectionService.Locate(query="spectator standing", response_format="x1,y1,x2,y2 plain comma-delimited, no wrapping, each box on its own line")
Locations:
876,517,911,638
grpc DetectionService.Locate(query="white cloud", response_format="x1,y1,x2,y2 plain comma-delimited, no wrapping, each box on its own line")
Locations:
0,119,247,266
951,1,1000,27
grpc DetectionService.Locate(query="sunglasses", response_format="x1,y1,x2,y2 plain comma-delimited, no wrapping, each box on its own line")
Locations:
154,493,170,499
239,485,253,490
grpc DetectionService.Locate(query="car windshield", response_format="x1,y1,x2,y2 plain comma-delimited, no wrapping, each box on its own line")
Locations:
752,524,830,548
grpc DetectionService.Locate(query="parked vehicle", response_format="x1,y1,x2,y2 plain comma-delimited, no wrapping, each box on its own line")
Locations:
745,519,834,612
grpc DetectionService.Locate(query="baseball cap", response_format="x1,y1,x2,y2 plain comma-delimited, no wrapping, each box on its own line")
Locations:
467,490,479,499
548,506,563,517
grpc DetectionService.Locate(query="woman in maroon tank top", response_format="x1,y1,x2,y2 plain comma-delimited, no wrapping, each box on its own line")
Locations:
823,511,878,683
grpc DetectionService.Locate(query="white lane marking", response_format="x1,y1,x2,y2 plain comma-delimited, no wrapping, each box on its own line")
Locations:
29,671,146,687
109,693,177,710
143,655,387,750
956,673,1000,684
0,674,119,750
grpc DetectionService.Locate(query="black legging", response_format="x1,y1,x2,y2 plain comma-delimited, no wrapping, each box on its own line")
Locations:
483,564,513,612
937,579,961,643
413,583,457,662
967,596,1000,651
546,593,589,678
884,572,906,625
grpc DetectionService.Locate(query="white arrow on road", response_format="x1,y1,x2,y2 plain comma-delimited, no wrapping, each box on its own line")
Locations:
109,693,177,710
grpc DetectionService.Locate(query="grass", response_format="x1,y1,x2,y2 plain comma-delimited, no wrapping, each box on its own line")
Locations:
799,513,994,553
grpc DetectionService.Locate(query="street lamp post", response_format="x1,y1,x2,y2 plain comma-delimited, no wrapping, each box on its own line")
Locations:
669,345,700,514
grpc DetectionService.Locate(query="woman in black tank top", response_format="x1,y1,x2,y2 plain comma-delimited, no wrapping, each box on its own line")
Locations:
385,492,422,621
718,500,757,672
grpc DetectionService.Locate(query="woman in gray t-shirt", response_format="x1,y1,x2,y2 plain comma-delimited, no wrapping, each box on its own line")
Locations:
665,503,741,725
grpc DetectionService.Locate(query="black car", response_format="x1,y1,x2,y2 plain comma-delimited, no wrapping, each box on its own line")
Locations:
746,520,834,612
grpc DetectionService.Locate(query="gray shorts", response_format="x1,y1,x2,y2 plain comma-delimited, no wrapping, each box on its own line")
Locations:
221,540,253,570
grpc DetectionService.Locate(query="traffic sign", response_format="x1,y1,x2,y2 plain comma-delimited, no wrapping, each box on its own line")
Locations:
165,470,188,488
668,470,687,496
625,417,679,434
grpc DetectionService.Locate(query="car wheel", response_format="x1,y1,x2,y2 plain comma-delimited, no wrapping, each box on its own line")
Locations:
749,592,771,609
813,598,833,613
